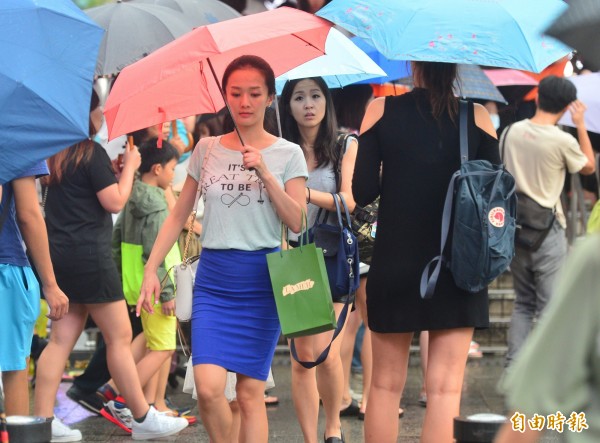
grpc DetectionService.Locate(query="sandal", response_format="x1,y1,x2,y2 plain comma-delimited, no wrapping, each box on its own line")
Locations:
264,392,279,406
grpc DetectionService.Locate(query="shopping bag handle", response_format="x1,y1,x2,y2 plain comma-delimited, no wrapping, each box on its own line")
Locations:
279,208,308,256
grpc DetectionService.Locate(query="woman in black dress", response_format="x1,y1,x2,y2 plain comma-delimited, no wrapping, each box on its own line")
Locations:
352,62,500,443
34,91,188,441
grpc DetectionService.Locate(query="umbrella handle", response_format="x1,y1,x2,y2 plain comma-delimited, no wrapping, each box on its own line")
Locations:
206,58,254,170
206,59,245,147
127,135,134,151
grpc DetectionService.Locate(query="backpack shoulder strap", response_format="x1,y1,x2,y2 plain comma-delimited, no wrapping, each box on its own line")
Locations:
459,99,469,164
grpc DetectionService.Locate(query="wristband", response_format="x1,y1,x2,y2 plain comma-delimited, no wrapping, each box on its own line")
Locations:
306,187,311,204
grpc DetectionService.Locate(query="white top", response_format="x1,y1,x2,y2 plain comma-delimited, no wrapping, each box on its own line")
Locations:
187,136,307,250
502,119,588,228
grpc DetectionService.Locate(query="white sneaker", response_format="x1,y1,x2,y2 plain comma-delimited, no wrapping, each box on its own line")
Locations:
131,406,188,440
51,416,82,442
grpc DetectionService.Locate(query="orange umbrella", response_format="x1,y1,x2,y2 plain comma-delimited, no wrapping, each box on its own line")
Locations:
371,83,410,97
104,7,332,141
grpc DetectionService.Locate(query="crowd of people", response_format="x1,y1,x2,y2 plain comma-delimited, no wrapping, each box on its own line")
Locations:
1,1,598,443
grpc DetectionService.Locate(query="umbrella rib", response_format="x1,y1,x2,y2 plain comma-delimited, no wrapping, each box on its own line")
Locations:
291,33,327,56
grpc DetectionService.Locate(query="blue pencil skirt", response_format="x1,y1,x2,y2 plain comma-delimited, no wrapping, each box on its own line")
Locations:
191,248,280,381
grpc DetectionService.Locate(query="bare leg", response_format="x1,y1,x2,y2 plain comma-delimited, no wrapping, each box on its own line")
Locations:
3,365,31,416
34,304,88,418
355,277,371,415
87,301,149,418
236,374,268,443
340,307,360,409
316,303,349,439
152,358,173,410
420,328,472,443
194,364,231,443
419,331,429,401
289,336,319,443
364,331,412,443
290,303,349,442
229,400,241,443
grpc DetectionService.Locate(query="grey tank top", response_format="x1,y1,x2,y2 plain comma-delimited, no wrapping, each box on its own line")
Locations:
289,163,336,241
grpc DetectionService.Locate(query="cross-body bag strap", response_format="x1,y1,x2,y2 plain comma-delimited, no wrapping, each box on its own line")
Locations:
499,124,514,163
290,193,353,369
420,99,468,299
164,138,217,292
181,137,216,262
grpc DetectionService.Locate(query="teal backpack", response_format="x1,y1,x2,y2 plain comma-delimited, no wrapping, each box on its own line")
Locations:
420,100,517,298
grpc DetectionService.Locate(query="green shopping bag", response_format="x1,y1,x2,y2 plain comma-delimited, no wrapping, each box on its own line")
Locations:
267,219,336,338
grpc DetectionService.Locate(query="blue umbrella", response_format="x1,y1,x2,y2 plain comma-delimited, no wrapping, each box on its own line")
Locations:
0,0,103,185
317,0,572,73
275,28,386,93
351,36,410,84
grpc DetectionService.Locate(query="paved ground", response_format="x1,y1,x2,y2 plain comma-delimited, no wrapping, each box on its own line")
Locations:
48,353,512,442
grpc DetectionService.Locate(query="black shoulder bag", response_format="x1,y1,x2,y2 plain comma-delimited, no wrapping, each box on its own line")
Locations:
501,125,555,251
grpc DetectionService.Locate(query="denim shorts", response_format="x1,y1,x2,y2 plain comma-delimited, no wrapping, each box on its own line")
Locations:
0,264,40,371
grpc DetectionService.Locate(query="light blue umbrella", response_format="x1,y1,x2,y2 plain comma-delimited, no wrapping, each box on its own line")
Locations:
317,0,572,73
351,36,410,84
0,0,103,185
275,28,386,93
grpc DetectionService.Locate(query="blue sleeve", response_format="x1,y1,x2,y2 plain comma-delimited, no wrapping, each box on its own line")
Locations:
14,161,48,180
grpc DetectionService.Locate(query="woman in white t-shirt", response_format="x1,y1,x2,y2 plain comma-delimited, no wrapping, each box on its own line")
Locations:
139,55,308,443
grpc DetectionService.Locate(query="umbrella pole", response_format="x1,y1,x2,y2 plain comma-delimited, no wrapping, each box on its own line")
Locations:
206,58,245,147
273,95,282,137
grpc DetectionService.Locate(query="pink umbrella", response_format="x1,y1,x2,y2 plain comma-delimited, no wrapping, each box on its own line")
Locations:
104,7,332,141
483,69,539,103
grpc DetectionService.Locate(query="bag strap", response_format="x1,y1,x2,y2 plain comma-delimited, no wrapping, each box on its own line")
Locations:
334,133,355,193
420,99,469,299
290,196,354,369
289,293,351,369
499,124,514,163
459,99,469,164
182,137,216,261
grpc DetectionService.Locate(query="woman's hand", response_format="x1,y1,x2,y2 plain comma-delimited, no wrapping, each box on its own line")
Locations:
243,145,267,175
122,143,141,171
137,271,161,316
161,299,175,316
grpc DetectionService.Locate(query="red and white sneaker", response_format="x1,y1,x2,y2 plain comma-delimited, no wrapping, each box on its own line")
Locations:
100,400,133,434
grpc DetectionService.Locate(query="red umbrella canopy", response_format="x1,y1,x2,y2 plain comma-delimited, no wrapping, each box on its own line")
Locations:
104,7,332,139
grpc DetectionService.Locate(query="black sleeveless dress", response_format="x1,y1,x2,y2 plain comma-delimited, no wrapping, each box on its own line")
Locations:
352,89,500,333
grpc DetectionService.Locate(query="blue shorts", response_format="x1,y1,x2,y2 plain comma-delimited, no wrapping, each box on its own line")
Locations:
0,264,40,371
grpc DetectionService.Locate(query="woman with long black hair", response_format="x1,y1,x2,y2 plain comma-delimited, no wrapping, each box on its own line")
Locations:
353,62,500,443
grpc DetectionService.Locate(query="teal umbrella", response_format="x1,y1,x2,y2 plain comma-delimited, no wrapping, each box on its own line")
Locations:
317,0,572,73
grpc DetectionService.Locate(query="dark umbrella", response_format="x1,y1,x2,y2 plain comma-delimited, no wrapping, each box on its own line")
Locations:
545,0,600,70
397,65,507,104
132,0,241,26
483,69,538,104
85,0,193,76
